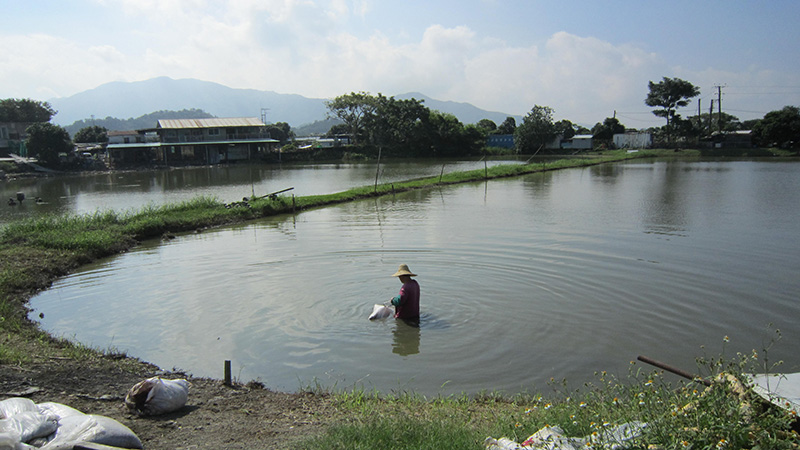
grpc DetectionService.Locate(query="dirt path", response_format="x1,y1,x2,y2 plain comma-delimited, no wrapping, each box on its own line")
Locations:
0,356,336,449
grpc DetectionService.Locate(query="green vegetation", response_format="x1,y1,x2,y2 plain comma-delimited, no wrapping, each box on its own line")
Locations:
294,333,797,449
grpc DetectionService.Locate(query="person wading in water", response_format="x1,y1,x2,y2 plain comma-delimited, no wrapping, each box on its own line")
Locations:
390,264,420,325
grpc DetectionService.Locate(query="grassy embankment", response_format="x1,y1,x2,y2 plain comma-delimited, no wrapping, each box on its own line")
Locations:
1,148,797,449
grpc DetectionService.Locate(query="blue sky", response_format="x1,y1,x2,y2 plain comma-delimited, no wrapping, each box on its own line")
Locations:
2,0,799,128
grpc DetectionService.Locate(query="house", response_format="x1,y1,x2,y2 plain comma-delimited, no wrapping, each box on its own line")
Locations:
560,134,593,150
0,122,33,157
613,132,653,149
703,130,753,149
106,117,279,167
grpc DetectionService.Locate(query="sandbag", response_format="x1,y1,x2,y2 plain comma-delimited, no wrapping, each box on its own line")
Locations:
0,399,37,420
124,377,189,416
39,415,142,450
0,431,36,450
0,411,58,444
36,403,85,421
368,304,393,320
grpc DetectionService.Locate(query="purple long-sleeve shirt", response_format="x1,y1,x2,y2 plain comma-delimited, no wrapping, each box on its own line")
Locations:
391,279,420,319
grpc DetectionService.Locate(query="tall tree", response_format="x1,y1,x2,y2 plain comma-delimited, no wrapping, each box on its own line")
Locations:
514,105,557,153
0,98,56,122
476,119,497,134
645,77,700,143
752,106,800,148
73,125,108,143
26,122,72,166
325,92,379,145
591,117,626,140
264,122,294,144
497,117,516,135
554,119,577,139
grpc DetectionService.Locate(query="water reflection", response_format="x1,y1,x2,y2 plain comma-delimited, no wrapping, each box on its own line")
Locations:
392,319,420,356
0,158,527,225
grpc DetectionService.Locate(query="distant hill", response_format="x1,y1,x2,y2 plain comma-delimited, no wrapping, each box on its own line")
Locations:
50,77,328,128
395,92,520,126
49,77,523,132
64,109,215,136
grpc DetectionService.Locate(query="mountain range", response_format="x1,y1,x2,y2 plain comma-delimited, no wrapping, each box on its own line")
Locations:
48,77,522,133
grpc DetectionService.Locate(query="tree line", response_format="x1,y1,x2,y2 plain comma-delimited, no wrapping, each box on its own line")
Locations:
2,77,799,169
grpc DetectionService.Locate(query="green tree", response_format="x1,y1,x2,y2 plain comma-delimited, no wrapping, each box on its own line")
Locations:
645,77,700,143
366,95,429,154
0,98,56,122
26,122,72,166
554,119,577,139
73,125,108,143
325,123,349,138
591,117,626,141
265,122,294,144
497,117,516,135
690,112,742,135
752,106,800,148
514,105,557,153
476,119,497,134
325,92,379,145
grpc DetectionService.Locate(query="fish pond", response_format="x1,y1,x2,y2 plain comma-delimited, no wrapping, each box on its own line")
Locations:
28,159,800,396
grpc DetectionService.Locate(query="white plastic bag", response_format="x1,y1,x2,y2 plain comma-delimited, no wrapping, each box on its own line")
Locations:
368,304,393,320
36,403,84,421
0,399,37,420
40,414,142,450
124,377,189,416
0,411,58,444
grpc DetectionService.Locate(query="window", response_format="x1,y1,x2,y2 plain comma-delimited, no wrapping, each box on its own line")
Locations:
208,128,220,136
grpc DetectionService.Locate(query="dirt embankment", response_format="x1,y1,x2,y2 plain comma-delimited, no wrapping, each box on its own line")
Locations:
1,355,336,449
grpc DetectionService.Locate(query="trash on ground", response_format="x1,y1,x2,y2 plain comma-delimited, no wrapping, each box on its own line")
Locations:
0,397,142,450
748,372,800,413
485,422,646,450
124,377,189,416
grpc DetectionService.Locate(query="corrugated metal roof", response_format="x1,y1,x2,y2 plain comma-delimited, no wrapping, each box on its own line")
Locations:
157,117,265,129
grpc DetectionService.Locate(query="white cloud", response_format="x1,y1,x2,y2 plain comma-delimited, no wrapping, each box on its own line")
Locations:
4,1,798,127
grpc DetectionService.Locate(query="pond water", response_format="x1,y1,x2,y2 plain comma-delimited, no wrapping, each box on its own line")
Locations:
0,158,524,225
28,159,800,396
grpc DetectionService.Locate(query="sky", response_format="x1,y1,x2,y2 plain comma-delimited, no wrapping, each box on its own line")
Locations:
2,0,799,128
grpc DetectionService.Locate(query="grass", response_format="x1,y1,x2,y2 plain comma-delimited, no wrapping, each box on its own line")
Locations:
294,332,798,449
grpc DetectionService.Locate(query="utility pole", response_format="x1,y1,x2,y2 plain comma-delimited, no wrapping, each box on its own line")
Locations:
708,99,714,133
697,99,701,134
713,84,725,131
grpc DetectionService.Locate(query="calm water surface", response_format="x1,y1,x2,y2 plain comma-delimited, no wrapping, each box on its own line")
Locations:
0,159,523,224
28,160,800,396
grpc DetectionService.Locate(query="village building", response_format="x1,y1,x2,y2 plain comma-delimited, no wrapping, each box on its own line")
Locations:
613,132,653,149
106,117,279,168
559,134,593,150
0,122,33,157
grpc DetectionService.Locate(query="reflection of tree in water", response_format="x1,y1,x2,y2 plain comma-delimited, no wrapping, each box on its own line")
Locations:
392,319,420,356
642,164,690,236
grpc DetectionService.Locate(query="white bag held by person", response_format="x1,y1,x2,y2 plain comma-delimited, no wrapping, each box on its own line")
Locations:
368,303,393,320
124,377,189,416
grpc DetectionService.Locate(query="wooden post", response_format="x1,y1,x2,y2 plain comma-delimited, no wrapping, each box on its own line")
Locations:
224,360,232,386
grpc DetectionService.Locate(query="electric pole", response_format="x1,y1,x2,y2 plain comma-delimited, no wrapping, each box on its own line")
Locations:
713,84,725,131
